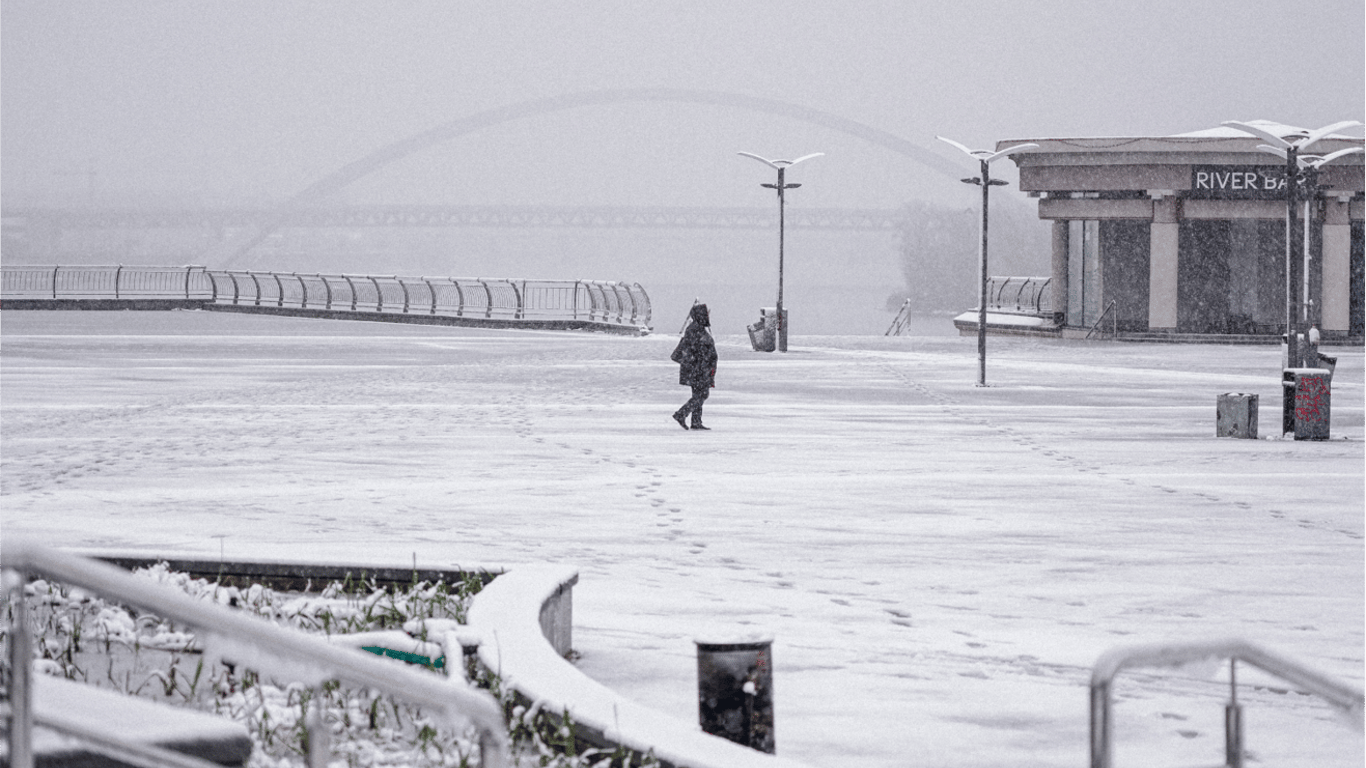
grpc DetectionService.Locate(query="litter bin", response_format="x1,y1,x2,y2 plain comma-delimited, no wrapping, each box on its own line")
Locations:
747,307,782,353
1216,393,1258,439
695,634,775,753
1282,368,1331,440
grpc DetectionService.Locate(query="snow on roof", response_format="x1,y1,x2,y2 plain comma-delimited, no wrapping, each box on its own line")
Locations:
1170,120,1306,139
1171,120,1360,141
996,120,1363,148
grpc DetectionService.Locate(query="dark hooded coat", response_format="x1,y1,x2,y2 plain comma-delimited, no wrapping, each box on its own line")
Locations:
671,304,718,387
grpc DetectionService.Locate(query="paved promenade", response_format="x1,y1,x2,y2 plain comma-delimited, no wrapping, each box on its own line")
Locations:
2,310,1361,767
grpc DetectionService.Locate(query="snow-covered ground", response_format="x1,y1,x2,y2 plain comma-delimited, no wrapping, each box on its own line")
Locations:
2,309,1362,768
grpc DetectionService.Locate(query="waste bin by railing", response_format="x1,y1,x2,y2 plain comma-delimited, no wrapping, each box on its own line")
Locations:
746,307,785,353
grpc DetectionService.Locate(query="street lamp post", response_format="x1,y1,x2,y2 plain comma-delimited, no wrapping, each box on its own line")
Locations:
1222,121,1362,370
738,152,822,352
936,137,1038,386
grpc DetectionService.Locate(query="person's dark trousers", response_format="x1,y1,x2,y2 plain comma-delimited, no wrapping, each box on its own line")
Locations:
679,383,709,426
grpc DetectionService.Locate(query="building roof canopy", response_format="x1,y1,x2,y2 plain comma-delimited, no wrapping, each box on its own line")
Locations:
998,120,1364,164
999,120,1364,195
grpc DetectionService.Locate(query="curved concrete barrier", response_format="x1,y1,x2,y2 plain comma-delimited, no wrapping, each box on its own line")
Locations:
466,566,816,768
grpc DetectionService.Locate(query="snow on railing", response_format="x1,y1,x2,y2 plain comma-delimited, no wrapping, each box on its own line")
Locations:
1,538,510,768
1090,638,1364,768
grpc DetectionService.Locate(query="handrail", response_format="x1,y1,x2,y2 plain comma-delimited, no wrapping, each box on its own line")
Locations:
1090,638,1364,768
885,298,914,336
2,538,509,768
1085,299,1118,340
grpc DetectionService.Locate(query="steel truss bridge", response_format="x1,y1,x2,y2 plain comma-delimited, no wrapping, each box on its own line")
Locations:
2,205,903,232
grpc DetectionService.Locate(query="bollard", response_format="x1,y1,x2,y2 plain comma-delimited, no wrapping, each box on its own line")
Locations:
695,634,775,753
1216,393,1258,439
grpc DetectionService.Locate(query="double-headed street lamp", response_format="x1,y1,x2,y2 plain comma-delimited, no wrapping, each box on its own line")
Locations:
1222,121,1362,371
936,137,1037,387
738,151,823,352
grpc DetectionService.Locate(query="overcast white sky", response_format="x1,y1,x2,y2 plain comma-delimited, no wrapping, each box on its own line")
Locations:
3,1,1363,210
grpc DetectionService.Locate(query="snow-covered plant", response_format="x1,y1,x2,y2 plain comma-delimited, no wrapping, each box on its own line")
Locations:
1,566,485,766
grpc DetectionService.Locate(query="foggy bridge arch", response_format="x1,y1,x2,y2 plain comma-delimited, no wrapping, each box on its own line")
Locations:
220,87,965,265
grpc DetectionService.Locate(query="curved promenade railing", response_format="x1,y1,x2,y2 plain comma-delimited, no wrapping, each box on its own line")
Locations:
205,270,650,328
1,264,652,332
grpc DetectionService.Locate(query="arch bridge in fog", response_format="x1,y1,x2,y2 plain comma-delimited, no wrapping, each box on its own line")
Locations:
205,87,962,266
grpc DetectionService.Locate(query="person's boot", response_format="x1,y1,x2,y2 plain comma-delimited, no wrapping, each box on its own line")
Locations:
672,411,689,430
689,421,710,430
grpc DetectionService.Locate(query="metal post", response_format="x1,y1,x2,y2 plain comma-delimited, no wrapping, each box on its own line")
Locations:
369,276,383,312
1089,678,1112,768
343,276,357,311
776,167,787,352
1302,167,1323,361
1225,659,1244,768
1285,148,1301,370
978,159,990,386
5,567,35,768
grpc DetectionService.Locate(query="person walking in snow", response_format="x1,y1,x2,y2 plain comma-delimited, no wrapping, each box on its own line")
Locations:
671,303,718,430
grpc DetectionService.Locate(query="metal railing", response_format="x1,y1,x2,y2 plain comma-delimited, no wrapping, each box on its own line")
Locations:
1,264,653,329
2,538,509,768
986,275,1052,315
1090,638,1364,768
205,270,650,327
0,264,214,300
1085,300,1118,340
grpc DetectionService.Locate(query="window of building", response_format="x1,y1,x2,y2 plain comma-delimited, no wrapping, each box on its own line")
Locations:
1067,219,1100,327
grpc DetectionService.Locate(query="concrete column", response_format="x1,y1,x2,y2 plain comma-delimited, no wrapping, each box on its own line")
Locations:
1321,197,1352,333
1051,219,1069,325
1148,196,1180,331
